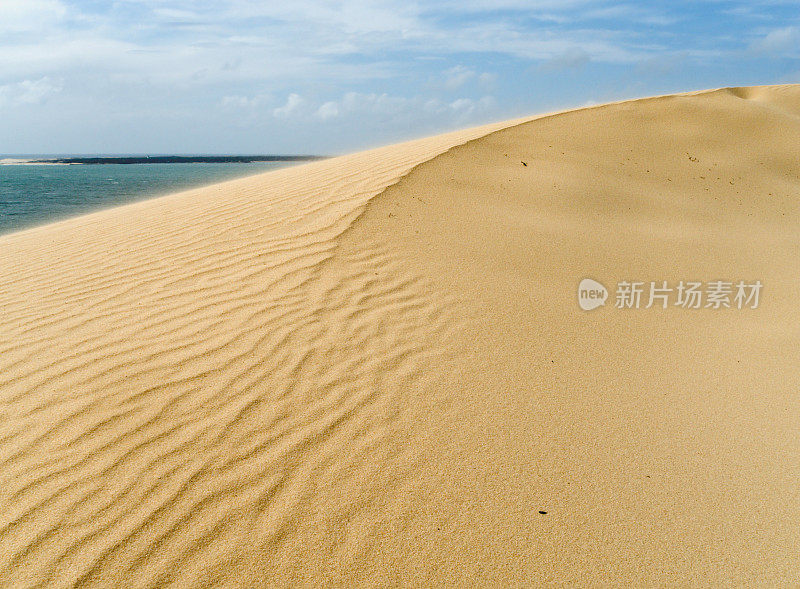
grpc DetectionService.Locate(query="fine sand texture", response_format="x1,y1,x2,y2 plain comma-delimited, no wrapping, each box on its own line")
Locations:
1,85,799,586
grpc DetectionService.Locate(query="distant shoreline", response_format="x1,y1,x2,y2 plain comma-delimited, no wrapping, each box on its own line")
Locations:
2,155,328,165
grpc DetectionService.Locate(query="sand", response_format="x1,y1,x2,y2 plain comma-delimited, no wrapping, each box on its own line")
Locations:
1,84,799,587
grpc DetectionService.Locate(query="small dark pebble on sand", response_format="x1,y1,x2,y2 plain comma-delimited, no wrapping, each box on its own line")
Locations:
538,510,547,515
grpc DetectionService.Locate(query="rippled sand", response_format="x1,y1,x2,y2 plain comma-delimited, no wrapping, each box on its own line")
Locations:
1,85,799,586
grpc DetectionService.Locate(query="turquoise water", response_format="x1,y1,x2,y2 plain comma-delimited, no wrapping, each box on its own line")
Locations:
0,162,296,235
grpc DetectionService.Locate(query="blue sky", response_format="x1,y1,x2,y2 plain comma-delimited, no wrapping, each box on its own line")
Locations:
0,0,798,155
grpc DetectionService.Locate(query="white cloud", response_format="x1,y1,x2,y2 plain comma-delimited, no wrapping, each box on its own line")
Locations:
0,77,63,108
221,95,253,108
449,98,473,110
221,92,272,108
316,101,340,120
221,0,422,36
0,0,785,154
448,96,496,116
151,7,204,21
388,17,647,65
583,4,677,26
0,0,674,107
439,66,497,91
429,0,598,12
750,26,800,55
274,91,496,125
0,0,67,33
273,93,307,118
443,65,477,90
478,72,496,86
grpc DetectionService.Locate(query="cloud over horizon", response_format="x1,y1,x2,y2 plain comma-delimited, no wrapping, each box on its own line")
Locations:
0,0,797,154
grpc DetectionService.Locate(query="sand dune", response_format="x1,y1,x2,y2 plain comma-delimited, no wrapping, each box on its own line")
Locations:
1,85,799,586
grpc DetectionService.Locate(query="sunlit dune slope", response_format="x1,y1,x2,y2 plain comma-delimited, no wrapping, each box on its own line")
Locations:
1,85,799,587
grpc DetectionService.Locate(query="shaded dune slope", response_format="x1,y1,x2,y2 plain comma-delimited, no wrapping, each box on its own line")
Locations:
1,85,800,586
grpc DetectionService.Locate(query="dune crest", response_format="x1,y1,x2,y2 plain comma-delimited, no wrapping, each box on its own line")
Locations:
0,116,534,586
1,85,800,586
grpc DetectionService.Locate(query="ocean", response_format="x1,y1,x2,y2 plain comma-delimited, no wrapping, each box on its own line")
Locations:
0,161,298,235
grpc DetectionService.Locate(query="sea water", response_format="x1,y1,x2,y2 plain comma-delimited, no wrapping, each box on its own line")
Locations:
0,161,297,235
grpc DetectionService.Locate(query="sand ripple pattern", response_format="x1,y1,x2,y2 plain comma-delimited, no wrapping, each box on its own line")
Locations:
0,120,521,586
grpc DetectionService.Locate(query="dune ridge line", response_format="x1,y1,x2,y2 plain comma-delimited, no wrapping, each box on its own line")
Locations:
1,83,799,586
